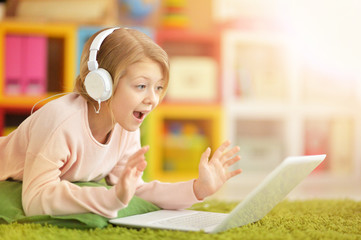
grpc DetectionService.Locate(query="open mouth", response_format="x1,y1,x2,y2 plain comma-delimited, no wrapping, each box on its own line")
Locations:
133,111,145,120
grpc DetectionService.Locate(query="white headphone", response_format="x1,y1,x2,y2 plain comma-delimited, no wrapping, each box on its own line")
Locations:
84,27,120,104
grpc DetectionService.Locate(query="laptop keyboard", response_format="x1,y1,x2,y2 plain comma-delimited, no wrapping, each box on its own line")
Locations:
155,211,227,230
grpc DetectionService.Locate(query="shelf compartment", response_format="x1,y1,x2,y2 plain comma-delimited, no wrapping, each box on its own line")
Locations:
0,108,30,136
0,21,76,105
233,119,285,172
142,104,222,182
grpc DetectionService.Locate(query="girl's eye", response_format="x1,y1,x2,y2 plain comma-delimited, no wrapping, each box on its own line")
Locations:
156,86,164,91
137,85,146,90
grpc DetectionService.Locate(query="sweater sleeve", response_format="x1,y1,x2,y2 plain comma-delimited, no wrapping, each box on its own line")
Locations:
135,179,202,210
22,152,125,218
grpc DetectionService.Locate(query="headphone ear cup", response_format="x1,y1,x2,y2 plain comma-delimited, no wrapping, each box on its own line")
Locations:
84,68,113,102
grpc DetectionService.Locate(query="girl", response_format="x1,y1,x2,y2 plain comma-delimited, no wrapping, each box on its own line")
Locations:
0,27,242,218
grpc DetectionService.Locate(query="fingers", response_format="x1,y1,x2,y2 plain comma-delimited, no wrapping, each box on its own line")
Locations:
222,146,240,161
132,146,149,159
128,164,144,179
227,168,243,179
116,146,149,204
137,160,147,172
116,167,139,204
120,163,143,190
127,146,149,169
200,140,242,173
212,140,231,159
210,140,241,165
200,147,211,165
224,155,241,168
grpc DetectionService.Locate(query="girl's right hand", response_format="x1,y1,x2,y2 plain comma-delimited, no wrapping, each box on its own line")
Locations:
115,146,149,204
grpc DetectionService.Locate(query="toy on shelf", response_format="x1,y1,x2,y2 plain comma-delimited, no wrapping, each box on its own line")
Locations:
161,0,188,29
163,121,209,173
121,0,159,20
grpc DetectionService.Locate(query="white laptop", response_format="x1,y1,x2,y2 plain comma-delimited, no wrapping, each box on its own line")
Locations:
109,154,326,233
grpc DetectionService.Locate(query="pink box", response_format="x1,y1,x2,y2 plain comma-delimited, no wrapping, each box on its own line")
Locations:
23,36,48,94
5,35,23,94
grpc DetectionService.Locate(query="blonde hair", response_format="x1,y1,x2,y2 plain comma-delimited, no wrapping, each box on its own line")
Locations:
74,28,169,104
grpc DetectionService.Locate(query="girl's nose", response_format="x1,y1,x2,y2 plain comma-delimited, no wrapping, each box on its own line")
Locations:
144,89,159,106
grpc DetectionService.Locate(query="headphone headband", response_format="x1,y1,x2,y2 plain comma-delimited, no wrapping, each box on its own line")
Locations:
84,27,121,108
87,27,120,71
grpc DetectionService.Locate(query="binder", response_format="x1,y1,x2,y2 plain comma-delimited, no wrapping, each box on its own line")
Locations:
5,35,23,94
23,36,48,94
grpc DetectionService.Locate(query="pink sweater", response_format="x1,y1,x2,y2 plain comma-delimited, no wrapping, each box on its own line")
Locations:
0,93,200,218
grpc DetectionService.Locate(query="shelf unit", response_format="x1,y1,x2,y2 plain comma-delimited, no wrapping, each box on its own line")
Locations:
0,21,76,134
221,30,361,182
0,21,76,105
0,20,360,200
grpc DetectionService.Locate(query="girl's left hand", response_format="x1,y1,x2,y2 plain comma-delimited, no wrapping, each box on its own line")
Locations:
193,140,242,200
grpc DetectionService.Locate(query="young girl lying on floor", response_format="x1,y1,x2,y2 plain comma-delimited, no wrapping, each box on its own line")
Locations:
0,27,242,218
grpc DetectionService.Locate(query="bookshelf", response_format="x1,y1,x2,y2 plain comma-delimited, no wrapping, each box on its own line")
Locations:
0,21,76,134
2,22,357,197
217,29,361,200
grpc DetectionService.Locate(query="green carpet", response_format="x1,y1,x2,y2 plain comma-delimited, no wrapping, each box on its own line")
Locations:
0,199,360,240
